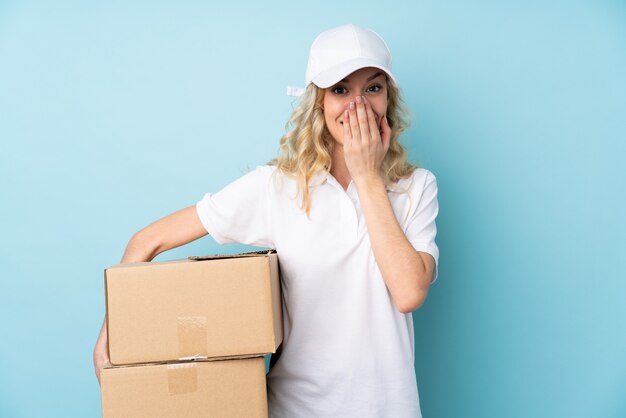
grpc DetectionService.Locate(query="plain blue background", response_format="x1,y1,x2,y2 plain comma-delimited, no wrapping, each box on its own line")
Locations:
1,1,625,417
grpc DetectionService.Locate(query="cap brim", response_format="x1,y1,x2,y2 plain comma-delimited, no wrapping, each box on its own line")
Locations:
310,58,397,88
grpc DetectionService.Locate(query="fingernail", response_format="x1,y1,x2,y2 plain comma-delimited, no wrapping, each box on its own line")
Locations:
355,96,362,104
349,102,355,109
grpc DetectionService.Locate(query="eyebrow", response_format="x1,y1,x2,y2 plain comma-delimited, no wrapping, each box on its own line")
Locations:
340,71,385,83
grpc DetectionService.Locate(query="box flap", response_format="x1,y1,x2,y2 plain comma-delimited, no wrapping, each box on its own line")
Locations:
188,249,276,261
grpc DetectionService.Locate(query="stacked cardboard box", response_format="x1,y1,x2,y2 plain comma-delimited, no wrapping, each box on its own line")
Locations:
100,251,283,418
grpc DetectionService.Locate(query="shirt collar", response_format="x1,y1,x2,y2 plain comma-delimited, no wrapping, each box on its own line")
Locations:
307,170,406,192
308,170,329,187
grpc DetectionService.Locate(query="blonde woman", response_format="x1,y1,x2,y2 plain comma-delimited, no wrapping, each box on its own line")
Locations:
94,23,439,418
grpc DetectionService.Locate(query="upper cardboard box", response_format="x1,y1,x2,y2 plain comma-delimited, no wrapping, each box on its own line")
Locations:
105,251,283,366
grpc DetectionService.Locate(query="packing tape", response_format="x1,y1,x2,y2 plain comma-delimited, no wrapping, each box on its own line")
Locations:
167,363,198,395
177,316,208,360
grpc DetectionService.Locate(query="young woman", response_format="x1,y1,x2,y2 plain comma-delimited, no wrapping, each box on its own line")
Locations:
94,23,439,417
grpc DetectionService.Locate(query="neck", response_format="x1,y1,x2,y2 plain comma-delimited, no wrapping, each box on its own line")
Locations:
329,144,351,191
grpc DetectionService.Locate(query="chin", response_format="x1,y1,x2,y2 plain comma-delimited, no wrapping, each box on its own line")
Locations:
328,130,342,145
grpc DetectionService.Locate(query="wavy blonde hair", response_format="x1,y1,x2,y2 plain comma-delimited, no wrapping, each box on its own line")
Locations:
269,77,416,215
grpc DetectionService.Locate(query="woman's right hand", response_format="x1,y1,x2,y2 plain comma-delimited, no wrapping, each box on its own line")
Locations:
93,319,109,385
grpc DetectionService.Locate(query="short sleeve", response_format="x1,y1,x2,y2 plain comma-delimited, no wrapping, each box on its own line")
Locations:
405,169,440,283
195,165,275,248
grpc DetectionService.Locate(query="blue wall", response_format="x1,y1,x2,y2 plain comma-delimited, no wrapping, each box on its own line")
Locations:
1,1,624,417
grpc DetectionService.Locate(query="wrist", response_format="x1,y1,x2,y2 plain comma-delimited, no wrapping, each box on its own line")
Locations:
353,171,385,190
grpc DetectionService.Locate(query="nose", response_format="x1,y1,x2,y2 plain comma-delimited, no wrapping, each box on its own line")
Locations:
342,93,362,111
342,95,380,119
347,92,361,102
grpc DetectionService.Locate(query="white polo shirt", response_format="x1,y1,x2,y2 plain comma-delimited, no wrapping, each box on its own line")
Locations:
196,165,439,418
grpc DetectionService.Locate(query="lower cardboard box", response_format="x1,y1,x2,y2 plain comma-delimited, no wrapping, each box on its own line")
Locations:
101,356,267,418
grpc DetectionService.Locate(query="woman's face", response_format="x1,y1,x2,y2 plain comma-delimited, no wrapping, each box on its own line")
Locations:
323,66,389,145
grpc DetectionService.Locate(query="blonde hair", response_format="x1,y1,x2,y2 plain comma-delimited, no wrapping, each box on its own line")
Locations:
269,78,416,215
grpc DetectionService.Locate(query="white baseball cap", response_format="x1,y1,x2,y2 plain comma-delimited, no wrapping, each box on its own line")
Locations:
306,24,397,89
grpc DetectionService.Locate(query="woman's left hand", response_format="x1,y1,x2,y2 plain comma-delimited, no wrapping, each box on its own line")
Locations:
342,95,391,183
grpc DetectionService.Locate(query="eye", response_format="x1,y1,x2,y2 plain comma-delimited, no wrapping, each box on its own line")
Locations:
331,86,347,95
366,84,382,93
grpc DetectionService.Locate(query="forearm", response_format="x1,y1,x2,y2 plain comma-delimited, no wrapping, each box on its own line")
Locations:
121,206,207,263
354,173,431,313
95,318,108,352
120,230,161,263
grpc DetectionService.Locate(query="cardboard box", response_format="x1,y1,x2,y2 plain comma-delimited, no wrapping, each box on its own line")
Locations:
101,357,268,418
105,251,283,365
